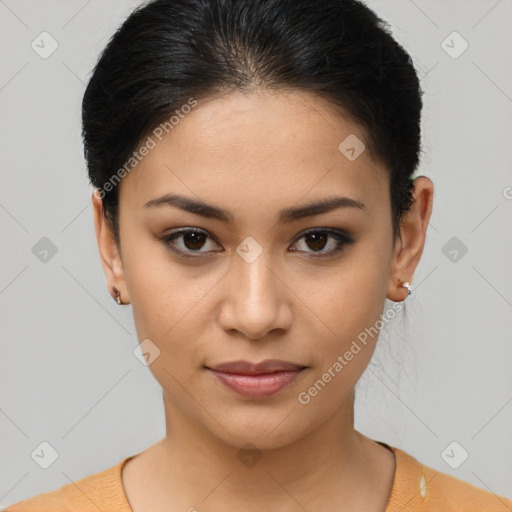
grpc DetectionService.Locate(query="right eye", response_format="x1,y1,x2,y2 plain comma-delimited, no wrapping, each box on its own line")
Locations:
158,228,222,258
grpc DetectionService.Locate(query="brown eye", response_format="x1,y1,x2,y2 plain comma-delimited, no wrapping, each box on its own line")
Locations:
159,228,221,257
159,228,353,260
181,231,208,250
304,232,328,251
290,229,353,258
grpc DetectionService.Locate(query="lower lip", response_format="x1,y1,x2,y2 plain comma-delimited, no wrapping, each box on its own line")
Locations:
207,369,304,398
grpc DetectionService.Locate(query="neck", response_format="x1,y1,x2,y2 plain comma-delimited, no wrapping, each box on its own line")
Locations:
130,389,389,511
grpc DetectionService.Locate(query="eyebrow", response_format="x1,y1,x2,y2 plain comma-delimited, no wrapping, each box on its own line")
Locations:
144,193,365,223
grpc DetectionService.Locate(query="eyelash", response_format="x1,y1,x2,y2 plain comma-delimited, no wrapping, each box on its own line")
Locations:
157,228,353,259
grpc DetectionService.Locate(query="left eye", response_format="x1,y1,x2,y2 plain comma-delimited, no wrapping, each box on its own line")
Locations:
159,228,352,258
291,229,352,257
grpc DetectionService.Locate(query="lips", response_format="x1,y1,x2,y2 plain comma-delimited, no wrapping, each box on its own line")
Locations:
205,359,307,398
207,359,306,375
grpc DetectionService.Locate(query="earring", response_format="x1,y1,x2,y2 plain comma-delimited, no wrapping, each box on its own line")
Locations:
402,281,412,296
112,287,122,305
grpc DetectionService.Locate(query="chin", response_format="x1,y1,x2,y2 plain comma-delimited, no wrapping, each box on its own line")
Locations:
203,406,312,452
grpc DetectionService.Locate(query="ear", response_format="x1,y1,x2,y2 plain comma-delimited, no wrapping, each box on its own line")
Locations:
386,176,434,302
91,189,130,304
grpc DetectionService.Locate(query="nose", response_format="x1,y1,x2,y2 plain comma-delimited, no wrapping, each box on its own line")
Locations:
217,249,293,340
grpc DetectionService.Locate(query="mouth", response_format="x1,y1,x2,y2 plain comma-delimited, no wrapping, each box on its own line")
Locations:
205,359,308,398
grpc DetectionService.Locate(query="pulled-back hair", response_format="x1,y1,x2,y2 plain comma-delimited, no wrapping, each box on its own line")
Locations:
82,0,423,247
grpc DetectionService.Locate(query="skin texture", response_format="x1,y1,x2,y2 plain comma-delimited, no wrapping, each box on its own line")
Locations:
92,89,434,511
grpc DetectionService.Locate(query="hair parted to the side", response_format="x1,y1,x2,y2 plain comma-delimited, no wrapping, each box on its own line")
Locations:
82,0,423,248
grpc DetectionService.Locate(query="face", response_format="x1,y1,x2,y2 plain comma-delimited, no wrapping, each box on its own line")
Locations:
93,89,431,450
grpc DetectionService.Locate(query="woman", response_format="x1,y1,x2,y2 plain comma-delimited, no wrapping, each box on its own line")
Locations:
5,0,511,510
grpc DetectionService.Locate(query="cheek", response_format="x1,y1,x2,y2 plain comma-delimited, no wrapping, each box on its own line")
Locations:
299,250,389,330
293,266,389,414
122,239,220,361
294,244,391,375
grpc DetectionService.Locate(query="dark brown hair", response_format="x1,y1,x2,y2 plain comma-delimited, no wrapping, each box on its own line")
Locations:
82,0,423,247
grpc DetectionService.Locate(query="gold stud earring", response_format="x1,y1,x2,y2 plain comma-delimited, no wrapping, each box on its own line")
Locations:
112,287,122,305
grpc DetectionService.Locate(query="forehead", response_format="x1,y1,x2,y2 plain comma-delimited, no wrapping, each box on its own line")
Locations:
119,89,389,217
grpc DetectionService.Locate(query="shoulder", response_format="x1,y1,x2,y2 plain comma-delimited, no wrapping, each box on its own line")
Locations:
1,457,133,512
386,444,512,512
421,462,512,511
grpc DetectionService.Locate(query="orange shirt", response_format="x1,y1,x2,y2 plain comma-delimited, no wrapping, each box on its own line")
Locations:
3,443,512,511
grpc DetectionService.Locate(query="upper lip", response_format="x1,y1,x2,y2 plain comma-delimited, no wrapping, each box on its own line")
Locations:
207,359,306,375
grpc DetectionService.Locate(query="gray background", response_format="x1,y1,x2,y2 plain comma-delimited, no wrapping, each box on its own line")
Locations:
1,0,511,507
